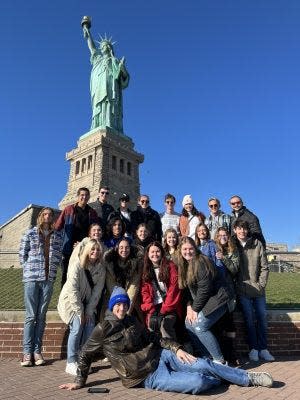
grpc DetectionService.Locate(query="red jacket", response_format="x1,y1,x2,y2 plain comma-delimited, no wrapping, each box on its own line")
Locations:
140,261,182,326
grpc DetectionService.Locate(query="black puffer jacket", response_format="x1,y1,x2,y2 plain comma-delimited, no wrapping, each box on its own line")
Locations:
75,312,181,388
231,206,266,248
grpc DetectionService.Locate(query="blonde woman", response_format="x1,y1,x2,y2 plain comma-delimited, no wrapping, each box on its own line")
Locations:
58,239,105,375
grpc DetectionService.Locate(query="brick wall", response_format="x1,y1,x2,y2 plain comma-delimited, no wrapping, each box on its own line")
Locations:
0,311,299,359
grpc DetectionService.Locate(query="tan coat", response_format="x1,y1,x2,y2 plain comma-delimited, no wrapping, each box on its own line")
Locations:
236,238,269,298
57,257,106,324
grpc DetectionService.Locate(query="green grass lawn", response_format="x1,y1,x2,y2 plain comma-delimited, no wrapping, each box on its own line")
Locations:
0,269,299,310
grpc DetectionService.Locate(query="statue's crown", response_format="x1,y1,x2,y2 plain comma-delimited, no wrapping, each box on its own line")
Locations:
96,34,116,48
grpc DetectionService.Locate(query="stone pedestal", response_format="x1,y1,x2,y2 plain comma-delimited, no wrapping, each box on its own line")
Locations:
58,128,144,209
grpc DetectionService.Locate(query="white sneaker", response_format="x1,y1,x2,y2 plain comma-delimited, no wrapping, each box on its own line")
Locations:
259,349,275,361
249,349,259,361
65,362,78,376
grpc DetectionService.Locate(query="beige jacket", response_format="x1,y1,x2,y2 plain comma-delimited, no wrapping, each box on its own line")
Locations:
57,257,106,324
236,238,269,298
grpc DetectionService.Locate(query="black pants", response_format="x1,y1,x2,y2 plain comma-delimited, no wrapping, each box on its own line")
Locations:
61,254,71,289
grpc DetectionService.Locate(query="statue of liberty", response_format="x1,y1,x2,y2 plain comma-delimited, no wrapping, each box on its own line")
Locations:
81,17,130,133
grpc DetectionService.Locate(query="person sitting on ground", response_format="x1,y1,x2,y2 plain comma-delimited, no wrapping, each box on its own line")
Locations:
141,241,182,340
57,239,106,376
59,286,273,393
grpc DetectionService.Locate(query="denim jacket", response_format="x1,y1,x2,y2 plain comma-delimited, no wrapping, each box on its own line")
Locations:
19,227,63,282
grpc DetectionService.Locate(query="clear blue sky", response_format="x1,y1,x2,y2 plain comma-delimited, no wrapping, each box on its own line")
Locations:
1,1,299,249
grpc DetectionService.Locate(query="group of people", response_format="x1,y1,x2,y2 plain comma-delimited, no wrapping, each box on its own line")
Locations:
18,186,275,394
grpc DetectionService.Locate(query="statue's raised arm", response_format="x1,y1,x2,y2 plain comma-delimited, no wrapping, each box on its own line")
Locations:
81,16,130,134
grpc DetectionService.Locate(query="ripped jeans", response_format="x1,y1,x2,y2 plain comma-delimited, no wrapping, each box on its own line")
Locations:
185,304,227,362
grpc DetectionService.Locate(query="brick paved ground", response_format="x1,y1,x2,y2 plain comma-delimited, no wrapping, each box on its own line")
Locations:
1,356,299,400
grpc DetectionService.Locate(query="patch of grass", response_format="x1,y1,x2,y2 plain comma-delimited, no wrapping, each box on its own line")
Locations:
0,269,299,310
266,272,300,308
0,268,62,310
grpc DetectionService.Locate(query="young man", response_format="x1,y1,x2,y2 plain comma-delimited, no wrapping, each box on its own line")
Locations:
19,207,63,367
55,187,98,287
89,186,114,231
131,194,162,242
59,286,273,393
160,193,180,234
233,219,274,362
230,195,266,248
204,197,231,239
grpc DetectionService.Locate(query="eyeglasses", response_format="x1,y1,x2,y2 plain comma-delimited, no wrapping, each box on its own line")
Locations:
231,201,241,206
100,191,109,195
166,201,174,204
209,204,218,209
120,199,128,202
141,200,149,204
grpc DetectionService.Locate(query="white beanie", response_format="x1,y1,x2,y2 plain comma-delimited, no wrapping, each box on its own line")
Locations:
182,194,194,207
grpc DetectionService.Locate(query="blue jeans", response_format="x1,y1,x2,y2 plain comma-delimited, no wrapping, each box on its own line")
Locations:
239,295,268,350
67,315,95,363
23,280,54,354
185,304,227,361
144,349,249,394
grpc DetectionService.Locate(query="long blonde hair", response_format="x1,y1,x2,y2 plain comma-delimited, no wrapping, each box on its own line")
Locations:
37,207,55,231
214,227,237,255
177,236,216,289
79,239,102,269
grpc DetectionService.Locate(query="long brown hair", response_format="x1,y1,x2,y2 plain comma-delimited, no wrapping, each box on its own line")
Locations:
214,227,237,255
142,241,170,284
177,236,216,289
162,228,179,253
37,207,55,231
194,223,210,246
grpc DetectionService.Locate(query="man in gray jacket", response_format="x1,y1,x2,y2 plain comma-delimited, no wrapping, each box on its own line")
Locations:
234,219,274,362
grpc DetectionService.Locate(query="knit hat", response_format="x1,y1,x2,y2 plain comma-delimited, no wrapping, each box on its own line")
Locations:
182,194,194,207
108,286,130,311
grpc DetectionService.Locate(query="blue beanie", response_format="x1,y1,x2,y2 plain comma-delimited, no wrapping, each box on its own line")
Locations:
108,286,130,311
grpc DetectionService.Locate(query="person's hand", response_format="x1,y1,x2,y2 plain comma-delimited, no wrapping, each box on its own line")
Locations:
215,250,224,260
59,383,81,391
176,349,197,364
73,241,79,248
186,305,198,324
85,315,93,324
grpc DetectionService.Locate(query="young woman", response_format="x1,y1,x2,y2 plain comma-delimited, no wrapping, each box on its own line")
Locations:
132,223,153,253
177,236,234,364
213,227,240,364
57,239,105,375
104,216,126,248
194,223,226,276
179,195,205,240
69,223,105,265
19,207,63,367
162,228,179,261
102,238,143,317
140,242,182,340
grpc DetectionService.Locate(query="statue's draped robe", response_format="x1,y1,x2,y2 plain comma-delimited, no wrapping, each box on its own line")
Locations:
90,52,129,132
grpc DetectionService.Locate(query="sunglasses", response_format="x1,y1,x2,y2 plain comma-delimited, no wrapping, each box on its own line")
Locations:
141,200,149,204
100,191,109,195
166,200,174,204
209,204,218,208
231,201,241,206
